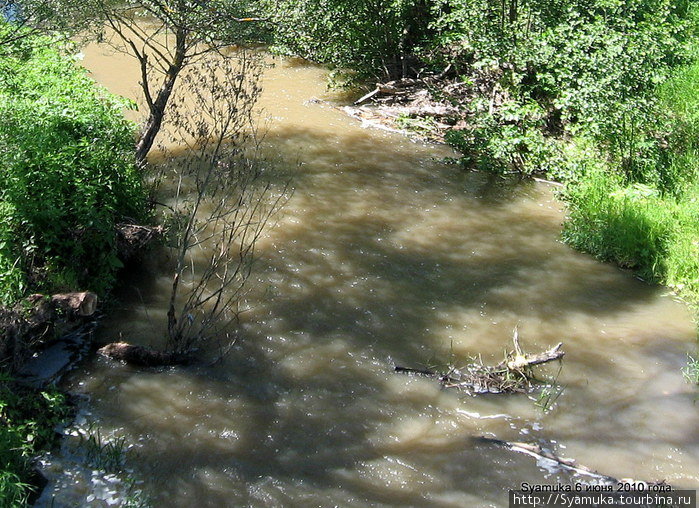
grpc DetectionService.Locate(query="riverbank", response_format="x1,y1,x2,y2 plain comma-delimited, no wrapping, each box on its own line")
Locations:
267,2,699,362
0,22,148,504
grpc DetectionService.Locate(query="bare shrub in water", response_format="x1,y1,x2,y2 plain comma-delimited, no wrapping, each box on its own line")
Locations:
157,52,286,357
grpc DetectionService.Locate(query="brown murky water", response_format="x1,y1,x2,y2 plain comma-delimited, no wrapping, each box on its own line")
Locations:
38,43,698,507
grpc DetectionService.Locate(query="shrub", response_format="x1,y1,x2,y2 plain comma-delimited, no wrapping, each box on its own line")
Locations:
267,0,433,81
0,23,145,302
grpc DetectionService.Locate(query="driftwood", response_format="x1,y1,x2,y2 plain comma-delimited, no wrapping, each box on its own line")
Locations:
477,437,618,483
477,437,671,488
354,88,381,105
355,78,422,105
501,328,564,371
390,104,460,118
396,329,565,394
98,342,186,367
116,223,163,260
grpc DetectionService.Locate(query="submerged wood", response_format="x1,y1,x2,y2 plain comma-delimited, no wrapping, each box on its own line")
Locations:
477,437,671,488
98,341,185,367
477,437,618,483
501,329,564,371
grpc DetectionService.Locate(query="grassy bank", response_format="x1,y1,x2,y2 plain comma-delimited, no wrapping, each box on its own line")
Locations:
0,24,145,305
0,22,147,503
562,58,699,310
0,382,71,507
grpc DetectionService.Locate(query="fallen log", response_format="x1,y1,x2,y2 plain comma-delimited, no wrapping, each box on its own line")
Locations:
98,342,186,367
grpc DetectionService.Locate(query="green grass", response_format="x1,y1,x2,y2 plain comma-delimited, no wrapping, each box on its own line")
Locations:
683,355,699,385
563,170,699,299
562,55,699,307
0,21,147,506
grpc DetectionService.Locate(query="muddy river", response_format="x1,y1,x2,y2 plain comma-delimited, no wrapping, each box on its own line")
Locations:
36,43,698,507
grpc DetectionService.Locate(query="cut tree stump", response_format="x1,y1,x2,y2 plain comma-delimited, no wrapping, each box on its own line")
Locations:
50,292,98,317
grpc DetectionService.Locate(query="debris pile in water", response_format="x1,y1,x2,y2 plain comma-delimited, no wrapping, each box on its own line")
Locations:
395,328,564,395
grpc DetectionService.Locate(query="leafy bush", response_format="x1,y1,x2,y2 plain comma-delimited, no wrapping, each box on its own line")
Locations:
445,98,566,174
0,378,71,506
267,0,433,81
431,0,698,175
0,23,145,302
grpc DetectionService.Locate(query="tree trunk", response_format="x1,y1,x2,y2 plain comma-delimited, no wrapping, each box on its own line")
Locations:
134,28,187,163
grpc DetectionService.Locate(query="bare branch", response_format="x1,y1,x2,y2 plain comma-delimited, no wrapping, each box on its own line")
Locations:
155,51,289,358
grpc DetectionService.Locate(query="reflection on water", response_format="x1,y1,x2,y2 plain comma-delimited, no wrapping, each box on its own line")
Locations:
39,48,699,507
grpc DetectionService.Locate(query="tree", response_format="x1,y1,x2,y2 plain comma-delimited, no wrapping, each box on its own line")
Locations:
268,0,432,82
0,0,69,52
32,0,268,162
98,50,288,364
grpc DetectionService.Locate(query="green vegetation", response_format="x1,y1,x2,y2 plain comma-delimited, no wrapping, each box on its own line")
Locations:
0,20,146,504
563,58,699,304
72,424,152,506
78,424,127,473
268,0,432,82
1,0,697,501
683,354,699,384
0,22,145,304
0,378,71,506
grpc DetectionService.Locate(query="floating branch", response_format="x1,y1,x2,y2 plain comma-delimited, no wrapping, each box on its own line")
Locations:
501,328,564,372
